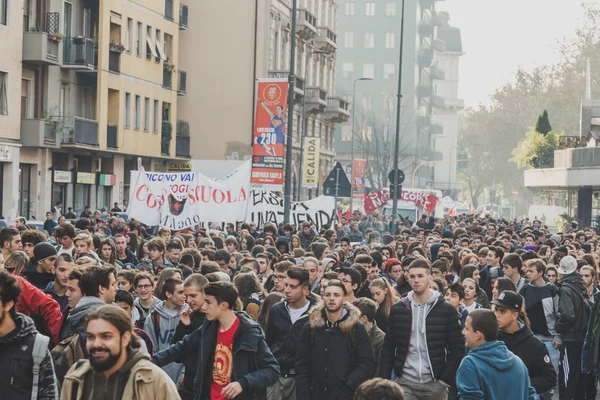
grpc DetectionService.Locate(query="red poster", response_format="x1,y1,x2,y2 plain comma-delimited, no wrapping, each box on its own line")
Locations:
364,189,439,215
250,79,289,190
352,159,367,199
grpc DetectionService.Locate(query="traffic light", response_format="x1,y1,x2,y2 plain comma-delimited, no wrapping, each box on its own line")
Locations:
390,184,403,200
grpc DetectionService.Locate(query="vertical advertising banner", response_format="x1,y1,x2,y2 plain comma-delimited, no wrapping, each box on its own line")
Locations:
302,137,321,188
250,79,289,191
352,159,367,199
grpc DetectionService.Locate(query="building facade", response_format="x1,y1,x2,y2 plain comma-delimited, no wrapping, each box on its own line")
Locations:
179,0,348,200
0,0,190,221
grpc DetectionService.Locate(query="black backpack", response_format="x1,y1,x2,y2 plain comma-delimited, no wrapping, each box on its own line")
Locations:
563,282,592,341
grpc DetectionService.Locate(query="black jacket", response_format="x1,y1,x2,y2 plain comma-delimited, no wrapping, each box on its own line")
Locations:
295,303,375,400
117,249,139,266
379,292,464,384
498,323,557,394
23,262,55,290
556,273,588,342
266,297,318,373
395,279,412,296
151,311,279,400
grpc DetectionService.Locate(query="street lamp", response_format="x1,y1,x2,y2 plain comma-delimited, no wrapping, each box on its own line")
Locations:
350,77,373,213
297,49,328,201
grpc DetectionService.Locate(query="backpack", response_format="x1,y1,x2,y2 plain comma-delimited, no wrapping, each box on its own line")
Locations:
563,281,592,341
31,333,52,400
51,331,87,384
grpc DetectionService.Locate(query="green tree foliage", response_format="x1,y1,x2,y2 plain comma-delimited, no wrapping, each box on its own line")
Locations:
511,130,559,169
535,110,553,135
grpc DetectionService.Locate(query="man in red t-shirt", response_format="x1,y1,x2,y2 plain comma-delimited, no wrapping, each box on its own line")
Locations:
210,310,240,399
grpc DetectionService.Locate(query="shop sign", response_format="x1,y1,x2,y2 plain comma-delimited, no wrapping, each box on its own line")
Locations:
168,163,192,171
0,145,13,162
98,174,116,186
76,172,96,184
53,170,72,183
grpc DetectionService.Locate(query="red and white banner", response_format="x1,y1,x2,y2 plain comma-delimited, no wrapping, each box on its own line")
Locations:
250,79,289,190
448,205,457,217
364,189,439,215
352,159,367,199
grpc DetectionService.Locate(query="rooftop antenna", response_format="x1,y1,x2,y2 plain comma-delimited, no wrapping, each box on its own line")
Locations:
586,58,592,100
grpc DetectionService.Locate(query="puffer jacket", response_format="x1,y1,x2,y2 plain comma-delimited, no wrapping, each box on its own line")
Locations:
295,303,375,400
555,273,588,342
379,290,464,384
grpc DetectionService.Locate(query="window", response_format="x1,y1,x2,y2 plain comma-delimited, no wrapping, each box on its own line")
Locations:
342,62,354,79
344,32,354,48
362,95,372,111
164,34,173,58
153,100,159,133
0,0,7,25
134,95,140,129
144,97,150,131
385,32,395,48
136,22,143,56
0,72,6,115
365,2,375,16
146,26,158,60
364,32,374,48
384,63,395,80
363,63,374,79
345,2,355,16
385,2,396,16
155,29,167,62
126,18,133,52
124,93,131,128
21,79,30,119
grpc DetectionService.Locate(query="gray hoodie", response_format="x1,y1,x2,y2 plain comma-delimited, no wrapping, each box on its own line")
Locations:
402,289,441,383
61,296,106,340
143,301,184,383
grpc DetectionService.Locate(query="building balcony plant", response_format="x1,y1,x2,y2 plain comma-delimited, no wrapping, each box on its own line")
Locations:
48,33,63,43
163,57,176,72
73,35,89,45
109,40,126,53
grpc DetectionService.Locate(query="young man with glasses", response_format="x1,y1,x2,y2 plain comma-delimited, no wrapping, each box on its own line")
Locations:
133,272,160,328
271,261,293,294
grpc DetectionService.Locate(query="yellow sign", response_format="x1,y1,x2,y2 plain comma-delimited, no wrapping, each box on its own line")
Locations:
302,137,321,188
76,172,96,185
168,163,192,171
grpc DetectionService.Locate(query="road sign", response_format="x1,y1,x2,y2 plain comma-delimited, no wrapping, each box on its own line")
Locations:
512,189,518,196
388,169,405,184
323,162,351,198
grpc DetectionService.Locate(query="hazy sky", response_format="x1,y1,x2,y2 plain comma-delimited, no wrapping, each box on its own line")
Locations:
438,0,586,106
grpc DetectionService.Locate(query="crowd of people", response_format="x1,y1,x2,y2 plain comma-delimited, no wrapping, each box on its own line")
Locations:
1,209,600,400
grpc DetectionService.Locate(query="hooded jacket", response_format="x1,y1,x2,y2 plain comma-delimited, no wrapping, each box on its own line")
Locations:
430,243,442,262
143,301,184,383
117,249,139,266
133,296,161,328
556,272,588,342
60,296,106,341
0,313,59,400
295,303,375,400
275,236,290,254
61,348,179,400
456,341,537,400
498,323,557,394
151,311,279,400
369,321,385,377
24,261,55,290
45,280,68,312
379,289,464,384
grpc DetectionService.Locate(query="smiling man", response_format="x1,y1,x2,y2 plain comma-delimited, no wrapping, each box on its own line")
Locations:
61,305,178,400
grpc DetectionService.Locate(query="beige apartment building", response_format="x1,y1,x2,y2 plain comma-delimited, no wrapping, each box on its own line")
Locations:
0,0,190,221
179,0,349,199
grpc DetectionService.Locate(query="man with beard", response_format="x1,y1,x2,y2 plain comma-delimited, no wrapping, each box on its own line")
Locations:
61,305,179,399
24,242,57,290
295,280,374,399
0,271,59,400
45,253,74,312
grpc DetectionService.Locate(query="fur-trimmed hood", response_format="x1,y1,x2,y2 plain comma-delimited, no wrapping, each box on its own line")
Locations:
307,302,361,333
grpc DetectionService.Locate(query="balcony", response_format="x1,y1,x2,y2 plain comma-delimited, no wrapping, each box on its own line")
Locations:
315,27,337,53
418,48,433,67
63,37,97,71
435,11,450,26
107,124,118,149
430,64,445,80
325,97,350,123
165,0,174,21
430,117,444,134
305,87,327,113
163,69,172,88
433,38,446,52
20,119,61,148
417,114,431,129
297,9,318,40
417,73,433,98
22,31,62,66
108,51,120,73
431,94,444,108
176,136,191,158
419,0,434,9
419,15,434,37
60,117,99,146
178,70,187,95
179,4,188,29
443,98,465,109
268,70,305,103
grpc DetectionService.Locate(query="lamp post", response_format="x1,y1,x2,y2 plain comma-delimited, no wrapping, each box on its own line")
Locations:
283,0,298,224
297,49,328,201
350,77,372,213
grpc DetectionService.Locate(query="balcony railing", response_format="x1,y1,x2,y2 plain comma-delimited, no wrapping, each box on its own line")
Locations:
165,0,174,20
107,124,118,149
316,27,337,52
109,51,120,73
554,147,600,168
418,48,433,67
60,117,99,146
176,135,191,158
178,70,187,95
63,37,96,69
44,121,56,143
297,9,318,40
179,4,188,29
430,64,445,80
163,69,172,88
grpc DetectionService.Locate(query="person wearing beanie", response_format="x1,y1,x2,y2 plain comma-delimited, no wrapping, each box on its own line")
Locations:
275,236,290,255
23,242,58,289
382,234,395,246
550,234,562,245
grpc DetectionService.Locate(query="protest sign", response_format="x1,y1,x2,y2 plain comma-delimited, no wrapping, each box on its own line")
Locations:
364,188,439,214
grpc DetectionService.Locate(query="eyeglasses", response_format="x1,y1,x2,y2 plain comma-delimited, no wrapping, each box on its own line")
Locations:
136,284,153,290
340,279,353,285
274,275,287,280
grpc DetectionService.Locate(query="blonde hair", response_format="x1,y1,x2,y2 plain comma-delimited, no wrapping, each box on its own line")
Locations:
370,278,399,318
73,232,92,247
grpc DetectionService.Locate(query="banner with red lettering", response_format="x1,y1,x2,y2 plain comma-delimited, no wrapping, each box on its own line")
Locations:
250,79,289,191
364,189,439,214
128,162,251,230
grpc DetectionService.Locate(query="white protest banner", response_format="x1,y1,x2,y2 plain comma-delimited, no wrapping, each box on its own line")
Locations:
128,162,251,230
247,191,336,230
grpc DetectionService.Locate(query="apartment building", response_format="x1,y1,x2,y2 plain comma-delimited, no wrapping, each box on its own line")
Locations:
1,0,190,220
179,0,348,200
335,0,464,195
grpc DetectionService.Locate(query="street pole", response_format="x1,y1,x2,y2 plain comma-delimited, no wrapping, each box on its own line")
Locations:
350,77,372,214
283,0,297,224
298,50,327,201
391,0,406,232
